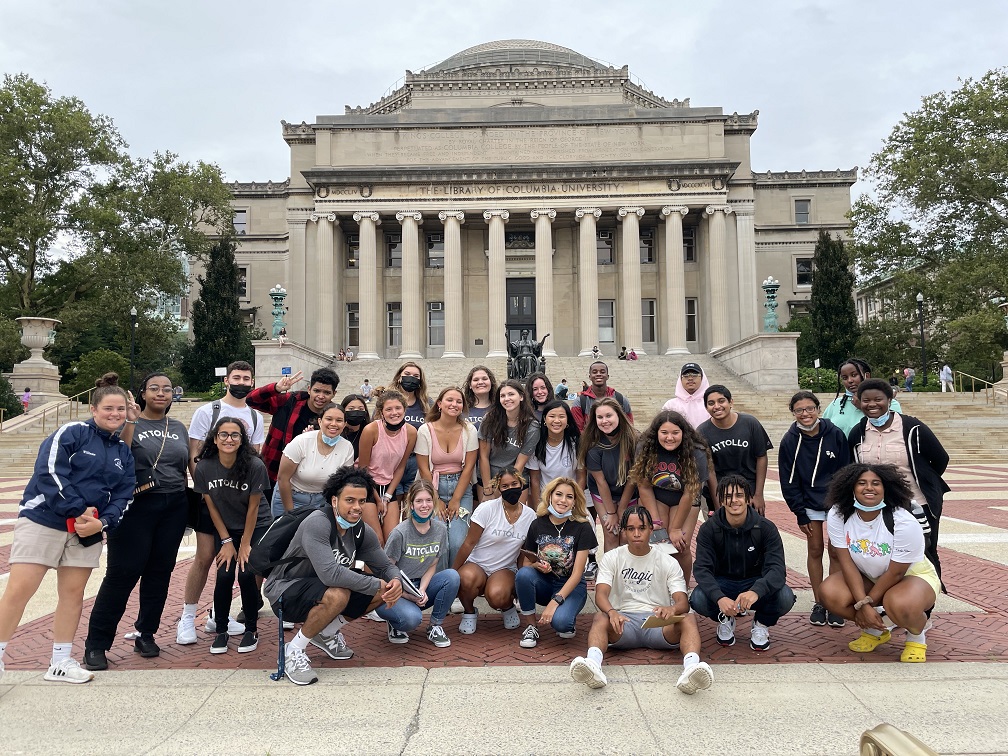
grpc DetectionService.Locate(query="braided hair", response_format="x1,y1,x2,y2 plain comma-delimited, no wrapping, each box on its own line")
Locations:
835,358,872,414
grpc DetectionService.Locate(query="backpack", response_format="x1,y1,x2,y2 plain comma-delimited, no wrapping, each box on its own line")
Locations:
209,400,260,436
249,506,365,577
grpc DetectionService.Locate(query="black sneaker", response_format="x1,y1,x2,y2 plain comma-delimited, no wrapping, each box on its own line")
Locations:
210,632,229,654
827,612,846,628
133,634,160,658
82,648,108,671
237,631,258,654
809,603,828,626
583,560,598,583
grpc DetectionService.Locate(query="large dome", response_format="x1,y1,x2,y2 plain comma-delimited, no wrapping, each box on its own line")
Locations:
426,39,608,74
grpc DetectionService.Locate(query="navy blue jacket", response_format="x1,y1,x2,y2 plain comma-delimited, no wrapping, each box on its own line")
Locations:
19,419,135,532
777,417,850,525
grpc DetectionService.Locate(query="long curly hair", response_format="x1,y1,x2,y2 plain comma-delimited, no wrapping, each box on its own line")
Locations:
825,462,913,522
197,416,258,484
390,361,430,410
577,397,639,488
630,410,711,505
481,379,536,451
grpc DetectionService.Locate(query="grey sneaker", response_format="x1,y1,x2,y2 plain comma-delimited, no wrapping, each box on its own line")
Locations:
716,612,736,647
309,631,354,660
387,622,410,644
676,661,714,694
427,624,451,648
283,644,318,686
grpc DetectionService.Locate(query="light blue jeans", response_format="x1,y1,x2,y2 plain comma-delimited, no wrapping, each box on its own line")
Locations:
435,472,474,571
270,487,326,519
376,569,461,629
514,567,588,634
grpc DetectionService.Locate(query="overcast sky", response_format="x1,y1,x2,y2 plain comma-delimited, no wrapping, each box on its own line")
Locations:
2,0,1005,196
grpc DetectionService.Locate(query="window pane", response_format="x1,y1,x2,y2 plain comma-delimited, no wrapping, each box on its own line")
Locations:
642,299,656,342
683,226,696,262
639,228,655,264
795,199,810,225
346,234,359,269
386,234,402,268
686,298,698,342
237,267,248,299
796,257,814,286
346,303,359,348
428,303,445,346
599,299,615,343
596,233,613,265
387,302,402,347
426,234,444,268
233,210,247,235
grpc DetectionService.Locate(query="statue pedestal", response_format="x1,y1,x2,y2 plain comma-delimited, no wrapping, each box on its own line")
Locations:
9,318,66,409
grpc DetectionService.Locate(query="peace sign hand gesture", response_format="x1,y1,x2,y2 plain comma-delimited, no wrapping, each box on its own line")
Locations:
277,370,303,393
126,391,141,422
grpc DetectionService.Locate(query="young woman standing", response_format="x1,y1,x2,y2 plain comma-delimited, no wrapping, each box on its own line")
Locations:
0,374,135,683
388,362,431,503
273,402,355,516
525,372,554,420
822,358,902,436
527,400,584,507
463,365,497,436
84,373,190,670
478,380,540,504
340,394,371,459
415,387,478,571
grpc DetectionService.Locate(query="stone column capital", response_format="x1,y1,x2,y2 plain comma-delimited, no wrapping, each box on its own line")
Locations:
438,210,466,224
705,204,733,216
661,205,690,218
309,212,338,224
395,211,424,224
617,206,645,220
530,208,557,221
575,207,602,220
483,209,510,222
352,211,382,226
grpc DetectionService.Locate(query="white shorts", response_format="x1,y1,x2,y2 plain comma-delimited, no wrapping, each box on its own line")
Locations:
805,508,827,522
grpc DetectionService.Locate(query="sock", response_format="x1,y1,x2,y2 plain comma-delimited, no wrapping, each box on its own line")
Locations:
864,627,883,637
587,646,603,666
183,603,197,617
754,620,767,629
0,641,7,660
906,629,926,645
683,652,699,669
288,630,310,652
51,642,72,665
321,615,348,635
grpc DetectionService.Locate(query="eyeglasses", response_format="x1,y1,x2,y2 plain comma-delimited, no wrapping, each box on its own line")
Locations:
216,431,242,441
792,407,818,416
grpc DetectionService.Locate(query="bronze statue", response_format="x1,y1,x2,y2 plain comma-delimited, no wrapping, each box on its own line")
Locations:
507,329,549,380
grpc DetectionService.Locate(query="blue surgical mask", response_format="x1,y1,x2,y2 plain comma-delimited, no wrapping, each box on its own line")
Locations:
548,504,573,519
854,498,887,512
844,389,854,398
868,411,891,428
335,512,356,530
411,510,433,524
321,433,341,447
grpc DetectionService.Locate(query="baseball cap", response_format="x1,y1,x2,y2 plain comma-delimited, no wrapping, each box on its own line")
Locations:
680,363,703,376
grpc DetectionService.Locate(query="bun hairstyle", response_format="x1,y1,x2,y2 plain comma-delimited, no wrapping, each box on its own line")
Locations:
92,372,128,406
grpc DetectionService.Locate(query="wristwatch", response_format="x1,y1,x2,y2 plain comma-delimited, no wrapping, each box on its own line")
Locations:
552,593,565,605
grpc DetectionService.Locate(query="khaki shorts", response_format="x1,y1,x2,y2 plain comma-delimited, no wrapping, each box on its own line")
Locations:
905,559,941,599
9,517,102,570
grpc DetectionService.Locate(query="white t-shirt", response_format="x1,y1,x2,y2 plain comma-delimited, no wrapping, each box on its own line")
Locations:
467,498,536,575
189,401,265,446
827,506,925,580
525,440,578,490
282,431,355,493
597,545,687,615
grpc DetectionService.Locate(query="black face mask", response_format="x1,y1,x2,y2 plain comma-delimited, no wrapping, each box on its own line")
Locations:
344,411,369,426
500,487,523,505
228,384,252,400
400,376,421,393
384,418,407,432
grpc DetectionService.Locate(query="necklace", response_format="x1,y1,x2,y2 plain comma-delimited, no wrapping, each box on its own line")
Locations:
503,504,522,525
550,518,565,538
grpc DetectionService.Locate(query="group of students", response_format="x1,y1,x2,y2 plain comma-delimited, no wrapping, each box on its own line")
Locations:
0,354,950,689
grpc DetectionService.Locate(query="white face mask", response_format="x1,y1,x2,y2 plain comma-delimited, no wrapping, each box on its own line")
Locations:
797,419,820,432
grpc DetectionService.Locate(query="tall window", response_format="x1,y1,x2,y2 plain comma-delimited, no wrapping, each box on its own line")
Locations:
796,257,814,286
683,226,696,262
386,233,402,268
386,302,402,347
596,230,614,265
599,300,615,343
795,199,811,225
639,228,655,263
346,303,359,348
642,299,656,342
426,233,444,268
346,234,359,269
685,298,698,342
233,209,247,235
238,266,248,300
427,302,445,346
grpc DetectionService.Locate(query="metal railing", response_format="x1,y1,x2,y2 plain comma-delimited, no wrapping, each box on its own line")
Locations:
955,370,1007,406
39,388,95,436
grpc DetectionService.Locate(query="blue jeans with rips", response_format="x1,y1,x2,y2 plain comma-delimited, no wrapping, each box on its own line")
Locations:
514,566,588,634
376,568,461,630
434,472,474,571
689,576,796,627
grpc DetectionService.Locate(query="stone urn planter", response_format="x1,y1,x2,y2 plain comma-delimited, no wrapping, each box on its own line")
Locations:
4,317,66,410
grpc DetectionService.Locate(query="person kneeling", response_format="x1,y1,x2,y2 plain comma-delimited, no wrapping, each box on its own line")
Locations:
515,478,597,648
262,467,406,685
569,505,714,694
819,463,939,663
690,474,796,651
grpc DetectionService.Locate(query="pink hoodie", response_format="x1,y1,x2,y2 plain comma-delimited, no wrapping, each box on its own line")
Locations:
661,372,711,430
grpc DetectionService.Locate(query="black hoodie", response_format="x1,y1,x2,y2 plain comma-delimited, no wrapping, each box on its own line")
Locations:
777,417,850,525
693,507,787,603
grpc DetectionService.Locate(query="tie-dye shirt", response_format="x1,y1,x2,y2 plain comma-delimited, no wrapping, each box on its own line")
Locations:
826,505,924,580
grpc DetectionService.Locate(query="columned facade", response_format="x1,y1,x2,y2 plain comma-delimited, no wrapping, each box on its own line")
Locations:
705,204,733,351
484,209,509,358
310,212,337,355
396,210,424,359
353,211,381,360
439,210,465,358
618,206,645,354
661,205,689,355
531,208,557,357
576,207,601,357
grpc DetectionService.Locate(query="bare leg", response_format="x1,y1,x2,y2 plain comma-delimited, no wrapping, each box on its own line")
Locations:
0,563,49,641
665,613,701,656
457,563,488,613
806,523,825,604
53,566,93,643
300,587,351,638
484,569,517,611
882,578,936,636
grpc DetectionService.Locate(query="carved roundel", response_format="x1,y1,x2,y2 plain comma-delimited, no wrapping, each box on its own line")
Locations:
712,177,725,191
667,178,681,192
360,185,373,198
316,186,330,198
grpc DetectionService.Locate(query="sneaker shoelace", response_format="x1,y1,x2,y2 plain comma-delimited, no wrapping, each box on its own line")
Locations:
287,648,311,671
523,626,539,641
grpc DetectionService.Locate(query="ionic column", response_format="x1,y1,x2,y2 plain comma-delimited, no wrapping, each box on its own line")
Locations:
705,204,733,351
661,206,690,355
310,212,338,355
618,206,646,354
576,207,602,357
531,208,557,356
439,211,466,358
734,203,758,339
483,209,509,357
353,211,381,360
396,211,424,359
287,217,308,342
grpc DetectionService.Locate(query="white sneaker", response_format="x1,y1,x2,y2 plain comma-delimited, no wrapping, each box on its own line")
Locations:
364,610,383,622
459,612,478,635
176,613,197,645
44,657,94,684
310,631,354,660
501,606,520,630
205,609,245,636
676,661,714,694
716,612,736,647
519,625,539,648
450,598,464,614
750,621,770,651
569,656,607,689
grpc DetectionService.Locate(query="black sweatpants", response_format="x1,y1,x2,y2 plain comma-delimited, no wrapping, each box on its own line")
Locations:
213,526,266,634
86,491,189,651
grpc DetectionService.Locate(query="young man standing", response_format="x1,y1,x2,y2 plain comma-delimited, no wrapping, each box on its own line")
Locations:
660,362,711,430
690,475,795,651
569,505,714,694
178,360,265,644
570,361,633,432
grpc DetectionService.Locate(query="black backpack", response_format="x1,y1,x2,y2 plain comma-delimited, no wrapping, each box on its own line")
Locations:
249,507,366,578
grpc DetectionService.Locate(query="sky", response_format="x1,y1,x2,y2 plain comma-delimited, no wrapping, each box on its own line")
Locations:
2,0,1005,197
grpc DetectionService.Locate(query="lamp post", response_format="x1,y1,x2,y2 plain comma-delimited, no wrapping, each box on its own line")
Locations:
916,292,926,388
269,284,288,338
129,307,138,393
761,276,781,332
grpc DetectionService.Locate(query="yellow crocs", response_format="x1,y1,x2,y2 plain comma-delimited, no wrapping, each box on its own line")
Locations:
900,641,927,663
848,629,891,653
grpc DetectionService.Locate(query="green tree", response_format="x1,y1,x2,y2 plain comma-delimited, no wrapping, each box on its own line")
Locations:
0,376,24,420
808,230,860,370
182,238,253,390
65,348,131,396
944,308,1008,383
779,313,816,367
0,316,29,371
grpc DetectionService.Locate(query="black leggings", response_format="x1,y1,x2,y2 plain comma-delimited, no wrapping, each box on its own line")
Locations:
214,527,266,633
86,491,189,651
